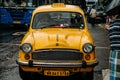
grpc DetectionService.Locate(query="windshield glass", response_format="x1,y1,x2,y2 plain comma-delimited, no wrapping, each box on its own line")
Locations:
32,12,84,29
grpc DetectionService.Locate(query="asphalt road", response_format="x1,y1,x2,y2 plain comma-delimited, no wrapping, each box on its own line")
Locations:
0,23,110,80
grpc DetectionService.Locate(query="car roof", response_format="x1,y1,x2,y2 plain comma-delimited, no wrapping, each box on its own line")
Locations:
33,3,84,15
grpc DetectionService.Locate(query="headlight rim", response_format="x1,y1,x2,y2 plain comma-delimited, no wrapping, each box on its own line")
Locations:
83,43,94,54
20,43,32,54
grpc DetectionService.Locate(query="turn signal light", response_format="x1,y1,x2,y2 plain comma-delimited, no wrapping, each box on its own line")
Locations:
24,54,30,60
85,55,91,60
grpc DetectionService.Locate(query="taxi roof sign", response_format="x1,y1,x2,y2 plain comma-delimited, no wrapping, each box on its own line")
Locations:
52,3,66,8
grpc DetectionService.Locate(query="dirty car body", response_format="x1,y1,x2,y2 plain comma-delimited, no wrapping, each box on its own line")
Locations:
17,3,98,80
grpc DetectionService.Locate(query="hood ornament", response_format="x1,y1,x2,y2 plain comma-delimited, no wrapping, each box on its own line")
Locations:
56,34,59,46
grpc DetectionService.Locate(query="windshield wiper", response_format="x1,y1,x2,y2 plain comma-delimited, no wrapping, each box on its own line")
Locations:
39,24,55,29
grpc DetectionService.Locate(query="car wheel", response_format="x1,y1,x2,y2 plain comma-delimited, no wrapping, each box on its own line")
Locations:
19,66,33,80
82,70,94,80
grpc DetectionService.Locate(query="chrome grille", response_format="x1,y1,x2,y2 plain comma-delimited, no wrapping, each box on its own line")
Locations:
32,49,83,60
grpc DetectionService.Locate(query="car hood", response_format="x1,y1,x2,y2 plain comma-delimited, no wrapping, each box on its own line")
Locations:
32,29,84,50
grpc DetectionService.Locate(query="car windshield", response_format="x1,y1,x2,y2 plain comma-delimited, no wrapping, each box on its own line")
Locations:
32,12,84,29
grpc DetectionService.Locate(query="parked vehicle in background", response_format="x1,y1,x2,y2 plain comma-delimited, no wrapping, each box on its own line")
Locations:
95,5,106,23
0,0,53,28
17,3,98,80
87,1,106,24
86,0,98,8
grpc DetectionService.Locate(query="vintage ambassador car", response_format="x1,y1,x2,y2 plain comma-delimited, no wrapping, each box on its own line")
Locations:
17,3,98,80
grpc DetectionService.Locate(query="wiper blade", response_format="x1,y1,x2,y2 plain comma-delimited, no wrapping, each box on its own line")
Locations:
39,24,51,29
39,24,59,29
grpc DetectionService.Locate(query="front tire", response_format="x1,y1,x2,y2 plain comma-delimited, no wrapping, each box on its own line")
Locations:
82,70,94,80
19,66,33,80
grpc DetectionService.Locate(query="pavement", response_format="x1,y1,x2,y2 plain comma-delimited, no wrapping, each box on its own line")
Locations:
102,69,110,80
97,23,110,80
87,22,110,80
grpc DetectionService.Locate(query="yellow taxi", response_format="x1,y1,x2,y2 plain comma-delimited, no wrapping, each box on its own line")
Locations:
17,3,98,80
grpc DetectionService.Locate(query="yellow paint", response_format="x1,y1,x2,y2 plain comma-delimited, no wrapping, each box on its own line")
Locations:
18,3,97,76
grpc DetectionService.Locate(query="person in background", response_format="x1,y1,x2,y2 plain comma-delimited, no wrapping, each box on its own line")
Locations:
21,1,27,7
105,16,113,30
108,10,120,80
27,0,32,7
89,5,96,27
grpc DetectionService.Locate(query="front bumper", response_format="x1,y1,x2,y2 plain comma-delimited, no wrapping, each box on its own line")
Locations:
16,60,98,68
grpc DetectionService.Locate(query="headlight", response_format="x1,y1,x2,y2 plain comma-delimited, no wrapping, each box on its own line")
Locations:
83,43,94,53
20,43,32,53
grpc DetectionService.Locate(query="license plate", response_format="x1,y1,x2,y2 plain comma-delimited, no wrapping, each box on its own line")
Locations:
44,70,70,76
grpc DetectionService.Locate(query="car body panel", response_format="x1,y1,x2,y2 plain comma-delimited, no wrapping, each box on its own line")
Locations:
17,3,98,77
